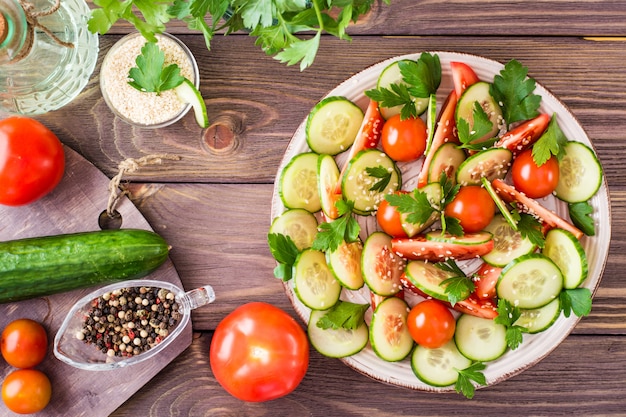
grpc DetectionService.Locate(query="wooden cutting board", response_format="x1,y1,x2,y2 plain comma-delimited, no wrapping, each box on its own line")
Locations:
0,145,191,416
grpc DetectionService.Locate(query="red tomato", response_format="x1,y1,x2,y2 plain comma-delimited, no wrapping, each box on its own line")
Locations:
2,369,51,414
494,113,550,156
407,299,456,348
450,61,480,99
376,193,407,238
210,302,309,402
381,114,427,162
0,117,65,206
473,262,502,300
1,319,48,369
392,234,494,262
511,148,560,199
444,185,495,233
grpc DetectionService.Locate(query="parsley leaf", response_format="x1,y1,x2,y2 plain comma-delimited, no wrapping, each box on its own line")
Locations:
365,53,441,119
560,288,593,318
315,301,370,330
490,59,541,128
89,0,171,42
437,260,474,305
457,101,496,151
455,362,487,399
515,212,545,248
366,166,392,192
569,201,596,236
312,200,360,252
128,42,185,94
494,298,526,350
532,114,568,166
267,233,300,281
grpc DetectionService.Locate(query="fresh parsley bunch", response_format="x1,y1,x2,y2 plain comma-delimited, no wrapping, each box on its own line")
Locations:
88,0,391,71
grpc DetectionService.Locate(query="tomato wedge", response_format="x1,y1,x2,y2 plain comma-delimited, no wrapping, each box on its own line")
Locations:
391,234,494,262
335,99,384,193
494,113,550,156
491,178,584,239
472,262,502,300
417,90,458,188
450,61,480,99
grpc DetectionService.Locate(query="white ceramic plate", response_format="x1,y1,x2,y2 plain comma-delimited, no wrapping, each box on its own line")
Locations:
270,52,611,392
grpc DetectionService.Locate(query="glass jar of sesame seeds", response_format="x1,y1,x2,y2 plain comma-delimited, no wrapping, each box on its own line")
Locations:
99,32,199,128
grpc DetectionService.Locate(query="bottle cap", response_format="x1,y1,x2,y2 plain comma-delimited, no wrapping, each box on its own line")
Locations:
0,13,7,44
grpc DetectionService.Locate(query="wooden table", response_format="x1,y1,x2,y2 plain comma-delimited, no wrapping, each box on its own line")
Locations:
11,0,626,415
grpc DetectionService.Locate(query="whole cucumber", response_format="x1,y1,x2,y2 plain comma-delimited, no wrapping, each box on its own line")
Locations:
0,229,169,303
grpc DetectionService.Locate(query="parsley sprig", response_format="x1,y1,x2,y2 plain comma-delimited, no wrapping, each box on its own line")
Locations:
365,53,442,119
455,362,487,399
560,288,593,318
267,233,300,281
457,101,497,151
569,201,595,236
312,199,360,253
89,0,390,71
316,301,369,330
532,114,569,165
366,166,392,192
128,42,186,94
437,260,474,306
385,172,462,236
494,299,526,350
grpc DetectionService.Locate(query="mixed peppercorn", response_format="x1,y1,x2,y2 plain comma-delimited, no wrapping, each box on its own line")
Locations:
76,286,181,358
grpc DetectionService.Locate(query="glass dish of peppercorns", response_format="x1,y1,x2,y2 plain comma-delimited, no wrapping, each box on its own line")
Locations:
53,279,215,371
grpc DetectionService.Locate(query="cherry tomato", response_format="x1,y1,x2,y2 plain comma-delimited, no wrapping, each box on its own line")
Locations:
444,185,495,233
381,114,427,162
2,369,51,414
511,148,560,199
1,319,48,369
210,302,309,402
376,193,407,238
0,116,65,206
407,299,456,348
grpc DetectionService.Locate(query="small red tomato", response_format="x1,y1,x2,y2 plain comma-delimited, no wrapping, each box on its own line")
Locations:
210,302,309,402
1,319,48,369
511,148,560,199
0,116,65,206
2,369,52,414
444,185,495,233
407,299,456,348
381,114,428,162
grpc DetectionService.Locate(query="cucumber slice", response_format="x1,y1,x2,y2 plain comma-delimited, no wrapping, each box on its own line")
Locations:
454,314,507,362
308,309,369,358
403,260,457,301
341,149,401,215
497,253,564,309
306,96,364,155
327,240,365,290
362,232,405,296
369,296,414,361
411,340,472,387
514,298,561,334
174,78,209,128
456,148,512,186
317,154,341,219
428,142,466,184
425,231,493,245
481,176,518,229
425,93,437,155
543,228,588,289
279,152,322,213
455,81,503,143
293,249,341,310
555,141,603,203
269,208,318,251
401,183,442,237
376,60,430,119
481,214,536,267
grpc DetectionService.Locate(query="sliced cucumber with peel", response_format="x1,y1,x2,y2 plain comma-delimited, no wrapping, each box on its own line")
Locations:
376,60,430,119
555,141,603,203
174,78,209,128
317,153,341,219
455,314,507,362
306,96,364,155
482,214,536,267
543,228,588,289
411,340,472,387
362,232,405,296
327,240,364,290
403,260,458,301
455,81,502,144
456,147,512,186
293,249,341,310
428,142,466,184
279,152,321,213
308,309,369,358
514,298,561,334
269,208,318,251
497,253,563,309
369,296,414,362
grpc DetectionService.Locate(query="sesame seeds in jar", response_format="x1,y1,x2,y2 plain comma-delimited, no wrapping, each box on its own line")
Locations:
100,32,199,128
